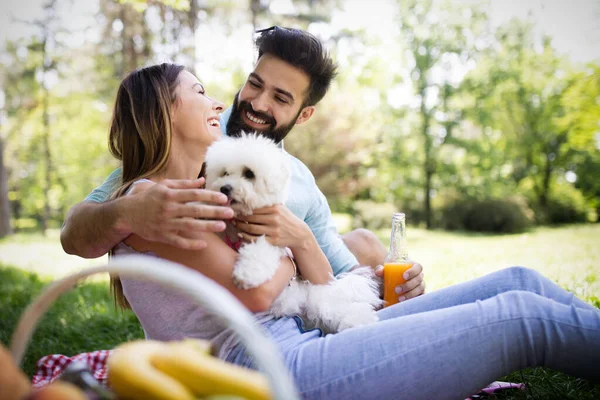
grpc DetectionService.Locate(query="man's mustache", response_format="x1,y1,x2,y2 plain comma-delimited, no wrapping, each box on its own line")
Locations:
238,101,276,127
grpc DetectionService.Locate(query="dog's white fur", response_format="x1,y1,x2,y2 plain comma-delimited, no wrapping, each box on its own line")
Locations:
205,133,382,333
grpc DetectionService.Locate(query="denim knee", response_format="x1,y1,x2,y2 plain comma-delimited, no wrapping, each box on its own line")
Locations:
494,290,545,317
498,289,539,303
506,266,542,285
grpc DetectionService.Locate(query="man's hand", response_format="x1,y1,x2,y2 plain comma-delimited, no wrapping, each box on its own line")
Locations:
122,178,234,249
375,262,426,302
232,204,311,250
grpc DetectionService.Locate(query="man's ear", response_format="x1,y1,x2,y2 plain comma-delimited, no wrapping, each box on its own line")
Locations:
295,105,315,125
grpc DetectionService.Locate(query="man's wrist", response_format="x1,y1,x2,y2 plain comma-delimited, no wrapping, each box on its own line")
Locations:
111,195,135,237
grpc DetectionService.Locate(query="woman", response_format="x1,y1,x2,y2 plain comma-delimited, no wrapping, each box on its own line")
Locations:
110,63,600,400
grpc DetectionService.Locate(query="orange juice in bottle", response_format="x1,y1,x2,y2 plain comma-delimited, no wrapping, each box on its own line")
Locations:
383,213,413,307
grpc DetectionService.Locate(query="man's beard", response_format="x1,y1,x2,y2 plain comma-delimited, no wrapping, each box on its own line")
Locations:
226,92,299,144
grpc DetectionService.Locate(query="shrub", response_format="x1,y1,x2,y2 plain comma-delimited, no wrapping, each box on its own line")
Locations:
439,196,533,233
544,183,589,224
464,197,533,233
437,196,472,231
351,201,398,231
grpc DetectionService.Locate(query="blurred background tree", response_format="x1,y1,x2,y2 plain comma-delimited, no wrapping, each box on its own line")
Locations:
0,0,598,237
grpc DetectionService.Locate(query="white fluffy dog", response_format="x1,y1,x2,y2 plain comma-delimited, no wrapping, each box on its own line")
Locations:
204,133,382,333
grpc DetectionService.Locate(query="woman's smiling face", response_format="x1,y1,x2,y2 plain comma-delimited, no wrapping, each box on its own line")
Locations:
171,70,225,147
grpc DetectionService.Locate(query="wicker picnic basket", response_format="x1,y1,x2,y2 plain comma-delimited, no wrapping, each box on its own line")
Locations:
9,254,299,400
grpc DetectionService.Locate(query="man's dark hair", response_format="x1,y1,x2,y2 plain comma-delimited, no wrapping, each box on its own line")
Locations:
255,27,338,106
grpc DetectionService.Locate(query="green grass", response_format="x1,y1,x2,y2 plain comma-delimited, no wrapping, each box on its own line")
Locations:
0,230,108,280
0,225,599,399
376,224,600,399
0,266,143,377
376,224,600,305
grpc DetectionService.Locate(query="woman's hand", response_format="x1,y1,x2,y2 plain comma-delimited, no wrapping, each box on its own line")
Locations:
375,262,426,302
233,205,311,251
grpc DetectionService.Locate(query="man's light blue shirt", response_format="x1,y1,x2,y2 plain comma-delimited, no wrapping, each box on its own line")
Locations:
85,107,358,275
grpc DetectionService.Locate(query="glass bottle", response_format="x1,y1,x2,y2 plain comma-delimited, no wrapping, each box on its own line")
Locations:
383,213,413,307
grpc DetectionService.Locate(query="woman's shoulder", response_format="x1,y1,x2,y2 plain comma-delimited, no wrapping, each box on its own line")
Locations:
126,178,155,196
113,241,158,257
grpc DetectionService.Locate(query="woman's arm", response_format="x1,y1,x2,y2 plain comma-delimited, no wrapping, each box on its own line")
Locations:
285,223,333,284
125,231,295,313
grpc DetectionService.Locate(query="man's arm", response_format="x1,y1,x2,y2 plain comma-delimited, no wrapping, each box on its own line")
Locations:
61,169,127,258
61,170,234,258
61,197,136,258
305,182,359,276
306,179,426,300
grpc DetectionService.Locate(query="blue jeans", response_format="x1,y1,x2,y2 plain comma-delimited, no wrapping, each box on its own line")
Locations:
229,267,600,400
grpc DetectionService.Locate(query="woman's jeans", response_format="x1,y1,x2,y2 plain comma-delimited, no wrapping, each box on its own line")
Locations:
238,267,600,400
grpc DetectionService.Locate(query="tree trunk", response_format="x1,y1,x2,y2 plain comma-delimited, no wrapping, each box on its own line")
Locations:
540,153,553,210
187,0,198,67
40,32,52,235
142,8,152,61
420,85,433,229
250,0,261,31
121,5,137,74
424,155,433,229
0,135,12,238
41,78,52,234
530,154,553,224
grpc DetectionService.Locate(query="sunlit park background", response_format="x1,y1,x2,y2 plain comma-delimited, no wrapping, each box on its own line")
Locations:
0,0,599,398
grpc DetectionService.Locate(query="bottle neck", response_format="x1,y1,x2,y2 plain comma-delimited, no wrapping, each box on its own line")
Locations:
388,213,408,262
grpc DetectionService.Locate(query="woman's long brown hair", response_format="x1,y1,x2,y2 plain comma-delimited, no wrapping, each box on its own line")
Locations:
108,63,185,309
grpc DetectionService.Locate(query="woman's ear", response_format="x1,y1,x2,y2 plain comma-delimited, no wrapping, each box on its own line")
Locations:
170,94,183,125
295,106,315,125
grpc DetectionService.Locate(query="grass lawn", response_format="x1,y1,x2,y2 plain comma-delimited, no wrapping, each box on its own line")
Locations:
0,266,143,377
376,224,600,305
1,224,599,399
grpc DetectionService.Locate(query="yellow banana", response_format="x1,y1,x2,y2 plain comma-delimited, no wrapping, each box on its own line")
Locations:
152,339,273,400
107,340,197,400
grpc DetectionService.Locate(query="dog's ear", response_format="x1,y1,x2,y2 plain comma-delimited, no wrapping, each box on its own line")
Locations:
265,149,291,202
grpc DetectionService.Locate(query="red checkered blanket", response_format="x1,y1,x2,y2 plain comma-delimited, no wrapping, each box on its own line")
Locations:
32,350,111,388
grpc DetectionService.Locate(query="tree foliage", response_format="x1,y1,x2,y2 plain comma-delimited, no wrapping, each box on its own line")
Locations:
0,0,598,234
464,20,598,222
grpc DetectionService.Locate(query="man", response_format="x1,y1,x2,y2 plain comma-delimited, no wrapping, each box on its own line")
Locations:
61,26,425,301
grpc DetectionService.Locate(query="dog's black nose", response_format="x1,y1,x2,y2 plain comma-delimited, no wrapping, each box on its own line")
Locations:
220,184,232,197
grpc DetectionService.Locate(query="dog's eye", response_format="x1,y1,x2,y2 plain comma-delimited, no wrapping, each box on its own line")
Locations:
243,168,255,180
220,170,228,177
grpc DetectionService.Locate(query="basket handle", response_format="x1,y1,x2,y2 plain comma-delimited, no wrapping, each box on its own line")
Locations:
9,254,299,400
